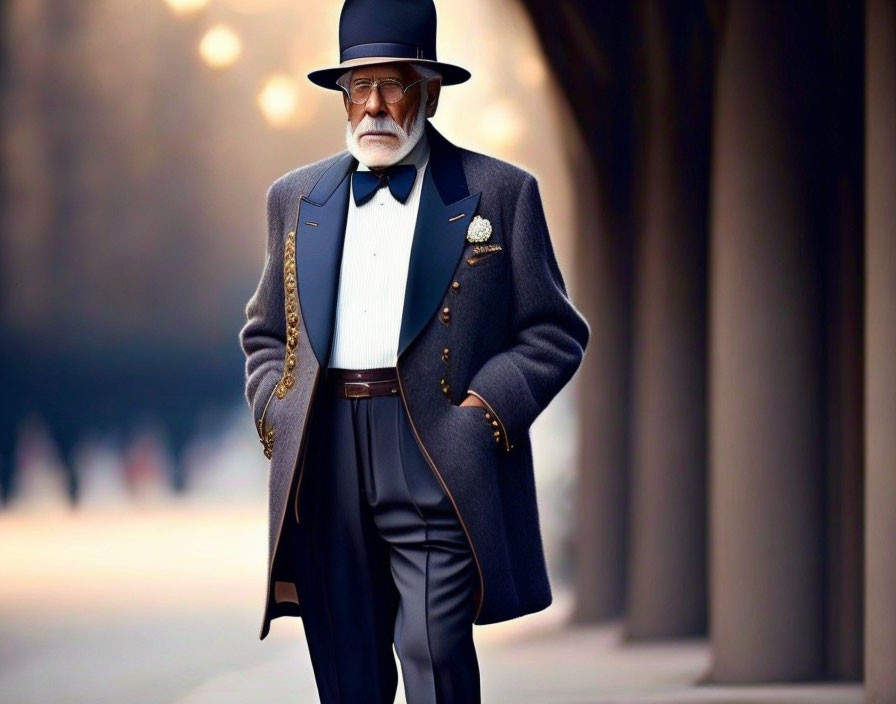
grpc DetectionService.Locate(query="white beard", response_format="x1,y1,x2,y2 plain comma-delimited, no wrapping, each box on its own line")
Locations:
345,96,428,168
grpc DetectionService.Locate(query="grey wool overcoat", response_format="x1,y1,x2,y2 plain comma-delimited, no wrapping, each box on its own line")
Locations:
239,119,590,640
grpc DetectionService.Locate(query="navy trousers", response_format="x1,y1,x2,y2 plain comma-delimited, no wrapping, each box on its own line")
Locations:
292,386,480,704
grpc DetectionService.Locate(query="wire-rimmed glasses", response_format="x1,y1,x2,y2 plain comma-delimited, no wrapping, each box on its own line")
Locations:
337,75,431,105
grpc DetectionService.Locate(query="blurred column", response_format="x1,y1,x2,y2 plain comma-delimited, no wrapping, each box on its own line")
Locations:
822,0,865,681
625,1,710,639
865,1,896,700
706,1,825,682
515,2,640,624
566,128,633,622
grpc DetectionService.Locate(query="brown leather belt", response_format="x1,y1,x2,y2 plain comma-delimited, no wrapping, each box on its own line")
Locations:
326,366,400,398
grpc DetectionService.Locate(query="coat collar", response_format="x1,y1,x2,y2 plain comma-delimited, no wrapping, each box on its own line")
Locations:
294,120,482,368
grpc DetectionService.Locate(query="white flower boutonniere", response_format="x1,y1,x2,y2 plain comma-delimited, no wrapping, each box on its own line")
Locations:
466,214,492,243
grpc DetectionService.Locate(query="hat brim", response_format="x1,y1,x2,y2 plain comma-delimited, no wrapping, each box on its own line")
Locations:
307,57,471,90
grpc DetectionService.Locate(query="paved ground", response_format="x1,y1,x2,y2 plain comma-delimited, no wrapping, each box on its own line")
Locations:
0,502,864,704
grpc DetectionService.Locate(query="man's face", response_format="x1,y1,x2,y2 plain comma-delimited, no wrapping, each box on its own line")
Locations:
342,62,440,168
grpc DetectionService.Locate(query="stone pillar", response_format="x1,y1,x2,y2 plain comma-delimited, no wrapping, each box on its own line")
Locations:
516,0,638,624
822,1,865,680
625,0,710,639
705,1,825,682
565,126,633,623
865,1,896,700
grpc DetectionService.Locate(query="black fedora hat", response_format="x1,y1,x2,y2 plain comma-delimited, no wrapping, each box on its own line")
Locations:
306,0,471,91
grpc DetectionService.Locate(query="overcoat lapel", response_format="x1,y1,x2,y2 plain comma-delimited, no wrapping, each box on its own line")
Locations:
397,123,482,358
293,155,354,369
294,120,482,367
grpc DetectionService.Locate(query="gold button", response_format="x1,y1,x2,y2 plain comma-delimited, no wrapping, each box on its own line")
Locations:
443,306,450,314
484,412,491,420
492,420,499,427
451,281,460,291
443,347,450,354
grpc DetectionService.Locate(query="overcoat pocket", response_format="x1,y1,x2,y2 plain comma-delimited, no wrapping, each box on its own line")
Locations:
453,404,500,449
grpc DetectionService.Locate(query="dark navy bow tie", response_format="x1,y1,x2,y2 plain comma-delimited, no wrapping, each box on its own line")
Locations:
352,163,417,206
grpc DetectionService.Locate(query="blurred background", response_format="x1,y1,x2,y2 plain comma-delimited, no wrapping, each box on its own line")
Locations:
1,1,894,703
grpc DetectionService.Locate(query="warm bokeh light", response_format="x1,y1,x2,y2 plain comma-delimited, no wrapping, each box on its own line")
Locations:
220,0,289,14
477,99,525,148
257,73,301,127
198,23,242,69
163,0,210,15
515,50,548,88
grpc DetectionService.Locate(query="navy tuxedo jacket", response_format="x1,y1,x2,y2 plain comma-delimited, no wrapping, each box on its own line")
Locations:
239,120,590,640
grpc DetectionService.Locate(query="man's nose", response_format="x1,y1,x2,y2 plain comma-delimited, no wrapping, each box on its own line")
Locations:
363,84,387,116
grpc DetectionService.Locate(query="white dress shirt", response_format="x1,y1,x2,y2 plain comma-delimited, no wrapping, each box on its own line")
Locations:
328,130,431,369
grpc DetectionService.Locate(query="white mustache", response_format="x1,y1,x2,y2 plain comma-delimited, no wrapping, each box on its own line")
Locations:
354,115,407,139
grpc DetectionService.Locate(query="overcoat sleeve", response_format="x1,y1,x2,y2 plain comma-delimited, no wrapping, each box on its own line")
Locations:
465,173,591,449
239,181,288,433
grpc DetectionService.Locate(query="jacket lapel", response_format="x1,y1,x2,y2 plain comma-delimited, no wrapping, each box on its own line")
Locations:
397,121,481,358
294,120,482,368
294,155,354,368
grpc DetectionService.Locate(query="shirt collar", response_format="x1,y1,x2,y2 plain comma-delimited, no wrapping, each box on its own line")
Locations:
356,127,430,173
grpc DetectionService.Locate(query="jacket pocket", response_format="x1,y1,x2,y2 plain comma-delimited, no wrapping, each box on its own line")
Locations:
257,383,278,459
465,249,503,266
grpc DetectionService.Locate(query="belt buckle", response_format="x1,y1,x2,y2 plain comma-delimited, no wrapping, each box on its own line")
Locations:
344,381,371,398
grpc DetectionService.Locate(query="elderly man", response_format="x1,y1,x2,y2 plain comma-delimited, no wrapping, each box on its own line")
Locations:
238,0,590,702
